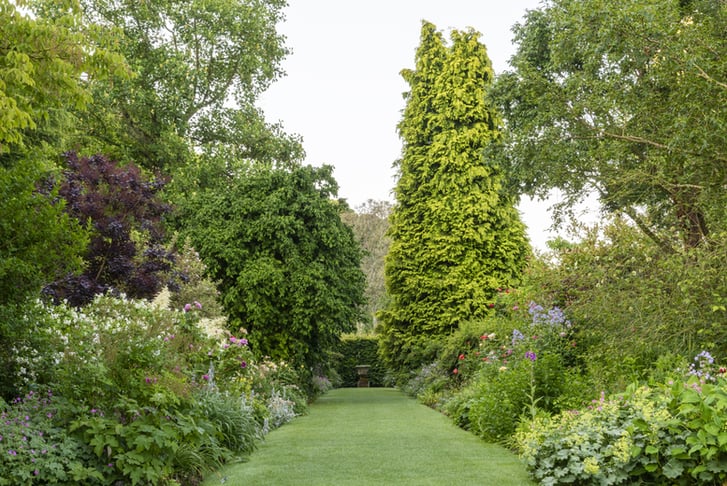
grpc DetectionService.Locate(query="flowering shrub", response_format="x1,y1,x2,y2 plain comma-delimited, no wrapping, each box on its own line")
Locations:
416,302,587,441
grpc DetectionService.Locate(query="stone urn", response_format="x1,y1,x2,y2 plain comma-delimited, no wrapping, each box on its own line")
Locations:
355,365,370,387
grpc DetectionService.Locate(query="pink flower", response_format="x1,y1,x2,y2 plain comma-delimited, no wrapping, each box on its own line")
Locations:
452,368,459,374
194,301,202,309
202,374,210,381
183,303,192,312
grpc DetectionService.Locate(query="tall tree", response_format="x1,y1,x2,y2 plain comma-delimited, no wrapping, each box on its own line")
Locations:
75,0,301,172
493,0,726,251
181,165,367,369
379,22,530,372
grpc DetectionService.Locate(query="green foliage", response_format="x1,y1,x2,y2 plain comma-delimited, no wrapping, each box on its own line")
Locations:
516,365,727,485
76,0,297,173
0,0,125,307
494,0,727,250
331,334,387,387
340,200,392,332
0,161,87,307
0,391,103,485
526,218,727,391
0,294,312,484
180,164,367,369
165,236,224,318
0,0,124,153
451,310,579,441
379,21,530,372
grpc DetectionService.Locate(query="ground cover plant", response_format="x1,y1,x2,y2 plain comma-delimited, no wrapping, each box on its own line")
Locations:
515,353,727,485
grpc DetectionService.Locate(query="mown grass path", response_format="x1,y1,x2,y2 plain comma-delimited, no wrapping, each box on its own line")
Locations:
203,388,534,485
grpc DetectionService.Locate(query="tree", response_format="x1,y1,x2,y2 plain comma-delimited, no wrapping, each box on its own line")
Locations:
44,152,175,307
379,22,530,372
180,165,367,368
340,200,392,331
75,0,300,173
0,0,124,396
493,0,726,251
0,0,124,305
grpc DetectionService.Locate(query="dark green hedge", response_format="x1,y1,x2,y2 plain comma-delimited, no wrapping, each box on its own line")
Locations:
331,335,387,387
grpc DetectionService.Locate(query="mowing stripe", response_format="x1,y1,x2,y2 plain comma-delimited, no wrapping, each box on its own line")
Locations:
203,388,534,485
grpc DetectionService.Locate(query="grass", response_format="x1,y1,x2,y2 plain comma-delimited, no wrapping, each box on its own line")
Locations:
203,388,535,485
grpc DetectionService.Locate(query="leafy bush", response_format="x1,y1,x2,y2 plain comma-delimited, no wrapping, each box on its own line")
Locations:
408,300,587,441
264,389,299,431
402,362,451,408
526,219,727,392
516,356,727,485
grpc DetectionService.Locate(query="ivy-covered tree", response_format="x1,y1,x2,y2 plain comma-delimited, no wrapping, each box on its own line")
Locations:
180,165,367,368
493,0,726,251
379,22,530,372
45,152,175,306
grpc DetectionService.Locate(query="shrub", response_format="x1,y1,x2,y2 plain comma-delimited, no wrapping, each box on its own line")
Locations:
434,301,584,440
45,152,175,307
516,358,727,485
525,220,727,392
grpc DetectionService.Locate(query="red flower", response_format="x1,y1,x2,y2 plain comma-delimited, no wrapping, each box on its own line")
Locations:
487,303,495,308
453,368,459,374
458,354,465,360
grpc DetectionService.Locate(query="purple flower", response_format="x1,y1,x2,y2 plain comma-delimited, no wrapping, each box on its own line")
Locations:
240,338,248,346
202,374,210,381
194,301,202,309
183,303,192,312
525,351,537,362
8,450,16,456
240,361,247,369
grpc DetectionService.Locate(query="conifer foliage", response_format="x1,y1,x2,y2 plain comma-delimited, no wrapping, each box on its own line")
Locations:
379,22,530,372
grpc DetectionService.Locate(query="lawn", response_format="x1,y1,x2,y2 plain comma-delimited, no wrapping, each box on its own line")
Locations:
203,387,534,485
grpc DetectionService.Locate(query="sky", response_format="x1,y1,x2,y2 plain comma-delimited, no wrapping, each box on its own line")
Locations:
258,1,589,250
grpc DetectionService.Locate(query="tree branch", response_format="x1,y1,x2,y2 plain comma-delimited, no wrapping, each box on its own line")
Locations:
694,63,727,90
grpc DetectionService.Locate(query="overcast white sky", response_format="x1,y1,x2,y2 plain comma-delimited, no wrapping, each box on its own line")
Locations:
258,1,583,250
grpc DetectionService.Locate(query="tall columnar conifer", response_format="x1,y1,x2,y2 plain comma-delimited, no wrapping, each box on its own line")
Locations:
379,22,530,372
